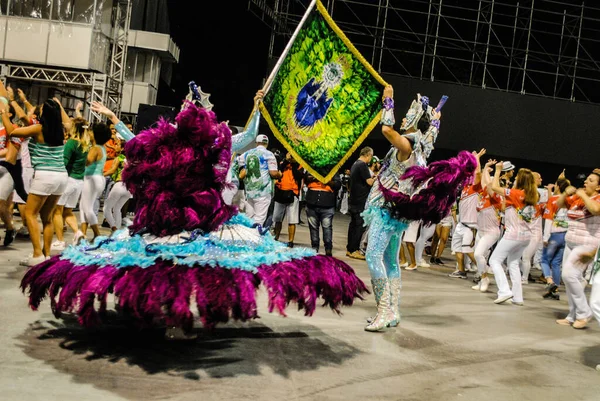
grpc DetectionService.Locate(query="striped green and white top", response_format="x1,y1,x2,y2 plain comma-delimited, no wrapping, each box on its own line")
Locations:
29,140,66,172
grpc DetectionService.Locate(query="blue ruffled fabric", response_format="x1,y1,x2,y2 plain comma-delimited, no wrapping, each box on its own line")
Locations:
362,206,410,233
59,214,316,273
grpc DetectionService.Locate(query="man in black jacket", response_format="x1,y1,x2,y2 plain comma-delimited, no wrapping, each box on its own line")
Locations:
305,172,342,256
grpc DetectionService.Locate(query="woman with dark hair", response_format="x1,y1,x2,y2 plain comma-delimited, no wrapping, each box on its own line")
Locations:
555,169,600,329
8,98,68,266
540,175,570,299
75,122,112,242
488,164,539,305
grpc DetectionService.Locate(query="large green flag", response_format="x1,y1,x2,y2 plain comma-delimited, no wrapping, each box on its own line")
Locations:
259,0,387,183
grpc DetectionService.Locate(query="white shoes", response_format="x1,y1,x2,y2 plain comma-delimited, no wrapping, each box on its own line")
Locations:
50,241,66,252
479,276,490,292
494,295,513,304
19,254,48,267
399,262,408,268
417,260,430,268
73,230,85,245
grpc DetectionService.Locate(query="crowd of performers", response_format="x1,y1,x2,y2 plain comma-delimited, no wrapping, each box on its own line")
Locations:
2,78,599,339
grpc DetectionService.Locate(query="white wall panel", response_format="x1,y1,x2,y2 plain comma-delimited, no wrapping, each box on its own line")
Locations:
47,23,93,69
4,18,49,64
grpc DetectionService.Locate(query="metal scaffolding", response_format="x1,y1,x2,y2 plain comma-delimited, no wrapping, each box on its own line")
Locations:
248,0,600,104
0,0,133,121
106,0,133,118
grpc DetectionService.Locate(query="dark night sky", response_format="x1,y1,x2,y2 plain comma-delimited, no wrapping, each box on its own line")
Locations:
162,1,272,127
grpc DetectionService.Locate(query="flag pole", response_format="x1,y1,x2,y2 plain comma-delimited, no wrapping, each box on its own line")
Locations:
262,0,318,95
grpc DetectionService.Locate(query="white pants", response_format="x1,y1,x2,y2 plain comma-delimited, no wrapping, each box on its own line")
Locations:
562,243,595,322
403,220,420,243
80,175,105,225
57,177,84,208
13,166,34,204
222,185,238,206
521,235,542,281
245,195,271,226
474,230,500,275
591,266,600,326
0,165,14,200
103,182,132,229
415,223,436,262
489,238,529,303
451,222,477,253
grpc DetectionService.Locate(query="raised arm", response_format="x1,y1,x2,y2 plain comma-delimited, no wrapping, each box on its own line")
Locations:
482,158,496,189
53,97,72,131
6,86,28,124
75,101,83,118
472,148,486,186
91,101,134,142
232,90,264,153
17,89,35,115
380,85,413,156
490,161,507,197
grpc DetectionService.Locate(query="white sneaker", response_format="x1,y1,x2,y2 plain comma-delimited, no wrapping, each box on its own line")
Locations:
122,218,133,227
50,241,66,252
494,295,513,304
471,283,481,291
399,262,409,268
479,276,491,292
521,279,528,286
417,260,430,268
405,265,418,271
73,230,85,245
17,226,29,236
20,254,47,267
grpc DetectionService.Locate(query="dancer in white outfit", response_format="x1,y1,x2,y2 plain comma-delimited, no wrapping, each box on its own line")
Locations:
555,169,600,329
488,163,539,305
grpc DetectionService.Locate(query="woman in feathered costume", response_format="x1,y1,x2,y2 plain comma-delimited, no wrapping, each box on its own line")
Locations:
363,85,477,332
20,85,367,340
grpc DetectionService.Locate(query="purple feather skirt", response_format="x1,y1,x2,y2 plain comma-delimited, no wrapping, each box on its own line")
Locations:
20,254,368,330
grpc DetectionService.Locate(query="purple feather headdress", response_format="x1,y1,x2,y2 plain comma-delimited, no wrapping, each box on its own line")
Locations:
122,103,237,237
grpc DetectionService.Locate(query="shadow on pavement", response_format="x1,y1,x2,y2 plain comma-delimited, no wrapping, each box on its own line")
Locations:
17,314,361,398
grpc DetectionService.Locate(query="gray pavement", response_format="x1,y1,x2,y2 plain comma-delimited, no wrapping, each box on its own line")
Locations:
1,212,599,401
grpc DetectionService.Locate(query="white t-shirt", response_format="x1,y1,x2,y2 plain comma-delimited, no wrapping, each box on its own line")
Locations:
240,146,278,199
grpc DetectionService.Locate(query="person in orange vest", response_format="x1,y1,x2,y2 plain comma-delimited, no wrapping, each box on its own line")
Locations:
273,152,304,247
305,171,342,256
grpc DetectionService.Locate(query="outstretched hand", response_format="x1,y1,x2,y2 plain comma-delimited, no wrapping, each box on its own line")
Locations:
474,148,486,159
495,161,504,171
91,101,115,119
17,88,27,102
485,158,497,167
